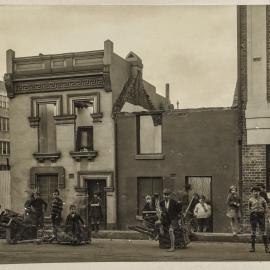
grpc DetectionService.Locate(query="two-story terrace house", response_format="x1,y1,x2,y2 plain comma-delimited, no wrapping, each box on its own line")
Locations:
4,40,170,229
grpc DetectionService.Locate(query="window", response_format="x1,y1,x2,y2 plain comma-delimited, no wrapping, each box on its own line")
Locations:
137,177,163,215
76,126,93,151
38,103,57,153
0,141,10,155
137,114,162,154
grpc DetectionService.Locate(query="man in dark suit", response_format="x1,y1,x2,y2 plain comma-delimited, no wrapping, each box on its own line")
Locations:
160,188,182,252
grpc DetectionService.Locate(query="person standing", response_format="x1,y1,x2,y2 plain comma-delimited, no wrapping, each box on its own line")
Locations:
50,189,63,241
89,192,102,233
248,186,269,253
160,188,182,252
31,191,47,229
226,185,242,236
193,195,211,232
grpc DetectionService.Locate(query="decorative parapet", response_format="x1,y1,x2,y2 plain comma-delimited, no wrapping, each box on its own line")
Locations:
70,150,98,161
33,152,61,162
90,112,103,123
54,114,76,125
28,116,40,128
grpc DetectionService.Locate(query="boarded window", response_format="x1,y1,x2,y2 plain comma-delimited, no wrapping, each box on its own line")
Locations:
137,115,162,154
38,103,57,153
137,177,163,215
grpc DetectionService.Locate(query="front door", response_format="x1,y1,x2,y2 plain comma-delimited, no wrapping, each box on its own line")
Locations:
36,174,58,216
186,176,213,232
86,179,107,228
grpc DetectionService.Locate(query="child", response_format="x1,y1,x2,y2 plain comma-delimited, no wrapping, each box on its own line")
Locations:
226,185,241,236
65,204,85,243
248,186,269,253
31,191,47,229
50,189,63,240
193,195,211,232
89,192,102,233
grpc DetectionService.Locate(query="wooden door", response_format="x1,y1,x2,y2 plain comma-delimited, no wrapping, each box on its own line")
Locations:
36,174,58,216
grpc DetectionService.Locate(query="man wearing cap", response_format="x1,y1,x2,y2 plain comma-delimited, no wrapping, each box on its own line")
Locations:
248,186,269,253
160,188,182,252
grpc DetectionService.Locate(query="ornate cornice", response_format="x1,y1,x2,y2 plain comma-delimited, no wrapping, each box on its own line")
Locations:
13,76,104,95
54,114,77,125
70,150,98,161
33,152,61,163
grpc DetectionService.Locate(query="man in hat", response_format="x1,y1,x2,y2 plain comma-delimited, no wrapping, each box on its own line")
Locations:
248,186,269,253
160,188,182,252
31,191,47,229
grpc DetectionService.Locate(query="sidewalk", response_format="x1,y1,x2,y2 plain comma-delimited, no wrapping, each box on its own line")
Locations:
92,230,256,243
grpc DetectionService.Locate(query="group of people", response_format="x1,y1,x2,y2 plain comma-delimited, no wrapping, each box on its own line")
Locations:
23,189,103,242
226,184,270,253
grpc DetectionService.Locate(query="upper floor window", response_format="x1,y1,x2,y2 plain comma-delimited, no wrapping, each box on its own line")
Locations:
0,118,9,132
38,103,57,153
136,114,162,154
0,141,10,155
76,126,93,152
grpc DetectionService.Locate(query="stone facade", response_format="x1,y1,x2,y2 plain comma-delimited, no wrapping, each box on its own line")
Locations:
5,40,169,228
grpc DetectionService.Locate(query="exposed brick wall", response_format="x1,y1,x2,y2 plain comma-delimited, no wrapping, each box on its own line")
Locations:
238,6,268,231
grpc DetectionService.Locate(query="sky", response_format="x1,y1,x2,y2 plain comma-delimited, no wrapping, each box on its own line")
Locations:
0,5,237,109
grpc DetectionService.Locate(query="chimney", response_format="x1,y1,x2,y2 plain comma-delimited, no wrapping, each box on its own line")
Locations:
165,83,170,100
103,39,113,65
6,49,15,74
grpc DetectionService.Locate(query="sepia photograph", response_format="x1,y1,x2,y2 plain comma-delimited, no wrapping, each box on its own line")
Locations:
0,1,269,265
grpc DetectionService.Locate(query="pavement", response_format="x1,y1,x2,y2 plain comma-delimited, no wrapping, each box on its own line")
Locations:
1,238,270,263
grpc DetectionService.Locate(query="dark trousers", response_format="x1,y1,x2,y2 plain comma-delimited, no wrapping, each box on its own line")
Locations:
51,214,61,237
197,218,208,232
250,212,266,236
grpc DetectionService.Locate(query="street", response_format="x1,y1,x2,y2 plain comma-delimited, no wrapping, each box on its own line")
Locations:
1,239,270,264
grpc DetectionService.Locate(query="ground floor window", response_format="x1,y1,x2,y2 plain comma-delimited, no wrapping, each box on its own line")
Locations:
137,177,163,215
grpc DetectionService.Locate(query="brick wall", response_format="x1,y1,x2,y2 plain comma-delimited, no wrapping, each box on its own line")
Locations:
238,6,268,231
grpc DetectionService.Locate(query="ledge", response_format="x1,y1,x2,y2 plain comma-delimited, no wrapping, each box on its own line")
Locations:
135,154,164,160
33,152,61,162
70,150,98,161
54,114,76,125
28,116,40,128
90,112,103,123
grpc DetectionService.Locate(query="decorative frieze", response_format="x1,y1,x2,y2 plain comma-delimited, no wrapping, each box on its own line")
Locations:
13,76,104,95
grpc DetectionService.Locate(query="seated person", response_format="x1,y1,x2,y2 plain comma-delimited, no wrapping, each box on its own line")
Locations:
142,195,157,224
64,205,86,243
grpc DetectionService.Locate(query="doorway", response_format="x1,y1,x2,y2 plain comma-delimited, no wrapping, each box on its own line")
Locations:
186,176,213,232
36,174,58,216
86,179,107,229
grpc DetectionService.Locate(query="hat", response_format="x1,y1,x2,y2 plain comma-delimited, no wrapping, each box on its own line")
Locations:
163,188,171,195
251,186,261,192
229,185,237,192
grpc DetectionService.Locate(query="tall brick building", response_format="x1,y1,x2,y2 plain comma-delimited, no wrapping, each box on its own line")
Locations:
237,5,270,229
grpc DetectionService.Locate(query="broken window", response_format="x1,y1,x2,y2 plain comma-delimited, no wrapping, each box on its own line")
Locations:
73,98,94,152
137,114,162,154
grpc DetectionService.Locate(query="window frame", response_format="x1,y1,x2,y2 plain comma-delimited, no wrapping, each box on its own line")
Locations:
76,126,94,152
136,113,163,155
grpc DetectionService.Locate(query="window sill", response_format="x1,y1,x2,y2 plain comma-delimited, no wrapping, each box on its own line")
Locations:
135,154,164,160
70,150,98,161
54,115,76,125
33,152,61,163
